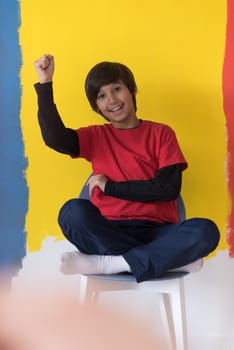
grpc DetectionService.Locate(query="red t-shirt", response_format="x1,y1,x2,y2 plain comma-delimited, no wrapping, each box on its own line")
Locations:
76,120,187,223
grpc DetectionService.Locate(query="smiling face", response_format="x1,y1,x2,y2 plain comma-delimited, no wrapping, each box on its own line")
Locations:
85,61,138,124
96,81,139,129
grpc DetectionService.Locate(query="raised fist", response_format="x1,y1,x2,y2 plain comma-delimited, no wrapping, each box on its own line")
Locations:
34,54,54,83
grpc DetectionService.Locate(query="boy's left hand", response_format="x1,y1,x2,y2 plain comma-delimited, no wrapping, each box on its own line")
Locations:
86,174,108,197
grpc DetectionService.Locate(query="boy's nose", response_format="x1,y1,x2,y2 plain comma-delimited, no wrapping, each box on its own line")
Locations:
108,93,117,104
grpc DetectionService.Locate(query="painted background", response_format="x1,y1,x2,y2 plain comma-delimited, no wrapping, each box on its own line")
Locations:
223,0,234,256
1,1,230,265
0,0,27,272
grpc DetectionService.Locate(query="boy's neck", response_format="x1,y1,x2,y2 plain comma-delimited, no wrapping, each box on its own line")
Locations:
111,118,141,130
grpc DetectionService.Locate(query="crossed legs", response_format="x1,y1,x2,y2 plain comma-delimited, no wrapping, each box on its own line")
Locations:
58,199,220,282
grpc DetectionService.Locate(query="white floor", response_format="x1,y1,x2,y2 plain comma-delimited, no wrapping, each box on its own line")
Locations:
8,238,234,350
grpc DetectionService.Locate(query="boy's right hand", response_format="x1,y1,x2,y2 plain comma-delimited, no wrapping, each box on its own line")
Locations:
34,54,54,84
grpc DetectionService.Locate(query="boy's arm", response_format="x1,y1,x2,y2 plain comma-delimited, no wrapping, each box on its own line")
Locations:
34,54,79,156
88,164,182,202
34,82,79,156
105,164,182,202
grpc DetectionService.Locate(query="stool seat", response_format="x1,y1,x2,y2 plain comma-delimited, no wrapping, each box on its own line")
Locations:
86,271,188,281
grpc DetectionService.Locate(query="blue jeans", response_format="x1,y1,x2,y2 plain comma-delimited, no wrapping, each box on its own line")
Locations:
58,199,220,282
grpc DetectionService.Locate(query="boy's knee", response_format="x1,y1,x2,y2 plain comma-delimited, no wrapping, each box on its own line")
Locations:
200,218,220,241
58,198,89,227
192,218,220,252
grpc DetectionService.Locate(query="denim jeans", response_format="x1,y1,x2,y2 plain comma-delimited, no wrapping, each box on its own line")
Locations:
58,198,220,282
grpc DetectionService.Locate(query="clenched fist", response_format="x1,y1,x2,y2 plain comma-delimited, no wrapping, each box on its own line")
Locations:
34,54,54,84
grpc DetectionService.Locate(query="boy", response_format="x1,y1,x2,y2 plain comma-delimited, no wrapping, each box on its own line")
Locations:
34,54,220,282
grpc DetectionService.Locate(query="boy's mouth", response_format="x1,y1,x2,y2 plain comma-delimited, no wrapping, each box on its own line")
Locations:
108,104,124,113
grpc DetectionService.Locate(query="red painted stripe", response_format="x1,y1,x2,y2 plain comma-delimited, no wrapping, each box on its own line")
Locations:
223,0,234,256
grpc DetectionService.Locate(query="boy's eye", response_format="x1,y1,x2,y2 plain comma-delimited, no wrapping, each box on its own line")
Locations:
97,93,105,100
114,86,121,92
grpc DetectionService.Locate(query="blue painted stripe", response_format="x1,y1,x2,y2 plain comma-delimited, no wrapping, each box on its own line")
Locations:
0,0,27,273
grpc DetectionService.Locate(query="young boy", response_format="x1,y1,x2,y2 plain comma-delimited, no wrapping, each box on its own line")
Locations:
34,54,220,282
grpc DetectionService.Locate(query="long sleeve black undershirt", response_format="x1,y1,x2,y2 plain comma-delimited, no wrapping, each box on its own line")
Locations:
104,164,182,202
35,82,79,156
34,82,182,202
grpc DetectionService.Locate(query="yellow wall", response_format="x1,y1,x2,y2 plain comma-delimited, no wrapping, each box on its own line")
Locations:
19,0,228,252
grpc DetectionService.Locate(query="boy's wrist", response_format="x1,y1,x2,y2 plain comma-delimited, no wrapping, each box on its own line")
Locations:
39,79,53,84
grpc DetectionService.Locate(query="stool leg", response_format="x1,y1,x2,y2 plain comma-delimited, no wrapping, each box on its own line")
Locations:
79,275,99,306
79,275,88,304
160,293,176,350
169,279,188,350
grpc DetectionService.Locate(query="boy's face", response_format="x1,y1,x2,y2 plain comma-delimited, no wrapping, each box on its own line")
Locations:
96,80,138,129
